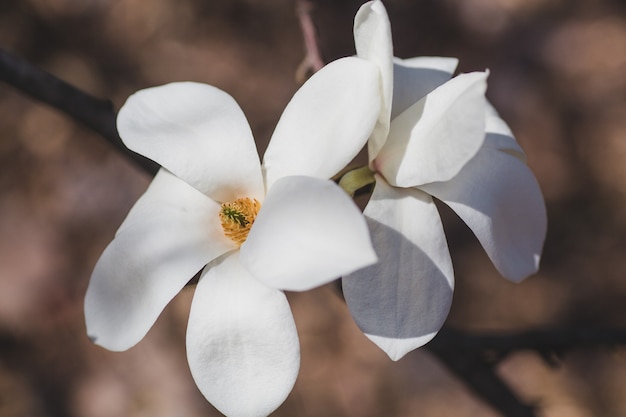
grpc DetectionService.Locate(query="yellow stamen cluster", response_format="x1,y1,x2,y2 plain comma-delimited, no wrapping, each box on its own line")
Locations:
219,197,261,246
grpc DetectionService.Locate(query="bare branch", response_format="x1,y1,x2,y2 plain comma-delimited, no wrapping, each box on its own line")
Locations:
427,328,538,417
438,326,626,365
0,48,159,175
295,0,325,83
427,326,626,417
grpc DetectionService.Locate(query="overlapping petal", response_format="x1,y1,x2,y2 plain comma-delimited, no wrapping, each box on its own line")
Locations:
421,135,547,282
117,82,264,203
85,170,235,352
343,178,454,361
353,0,394,161
391,57,458,119
187,253,299,417
263,57,380,189
240,175,377,291
375,71,488,188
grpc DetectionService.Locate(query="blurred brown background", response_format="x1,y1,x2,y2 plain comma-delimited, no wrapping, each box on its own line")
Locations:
1,0,626,416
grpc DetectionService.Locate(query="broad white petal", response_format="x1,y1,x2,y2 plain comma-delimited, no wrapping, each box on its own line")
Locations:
263,57,380,189
187,253,299,417
391,57,459,120
342,177,454,360
85,170,235,351
375,71,488,187
117,82,264,202
421,139,547,282
240,176,377,291
354,0,394,161
342,178,454,360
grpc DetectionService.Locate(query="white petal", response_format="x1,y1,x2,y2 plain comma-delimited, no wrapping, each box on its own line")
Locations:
240,176,377,291
354,0,394,160
263,57,380,189
117,82,264,202
342,178,454,360
421,139,547,282
399,56,459,74
391,56,459,120
485,102,526,161
375,71,488,188
187,253,299,417
84,169,235,351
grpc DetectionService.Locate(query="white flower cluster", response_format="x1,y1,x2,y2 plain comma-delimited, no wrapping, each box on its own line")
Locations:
84,1,546,416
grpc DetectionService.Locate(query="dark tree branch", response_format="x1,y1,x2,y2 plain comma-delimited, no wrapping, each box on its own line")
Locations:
427,328,538,417
0,48,159,175
436,326,626,366
427,326,626,417
453,326,626,353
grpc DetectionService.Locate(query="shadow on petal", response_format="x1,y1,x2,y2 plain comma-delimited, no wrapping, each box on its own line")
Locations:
343,218,454,340
391,63,458,119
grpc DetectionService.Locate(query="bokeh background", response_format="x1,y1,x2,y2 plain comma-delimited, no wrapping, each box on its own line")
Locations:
1,0,626,416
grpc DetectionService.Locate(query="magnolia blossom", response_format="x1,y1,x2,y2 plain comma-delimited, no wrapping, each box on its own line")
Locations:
342,1,547,360
84,57,381,417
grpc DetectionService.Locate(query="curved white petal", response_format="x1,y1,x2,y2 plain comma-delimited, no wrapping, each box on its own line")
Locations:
187,253,299,417
375,71,488,188
420,139,547,282
342,178,454,361
263,57,380,189
354,0,394,161
117,82,264,202
391,57,459,120
85,170,235,351
240,176,377,291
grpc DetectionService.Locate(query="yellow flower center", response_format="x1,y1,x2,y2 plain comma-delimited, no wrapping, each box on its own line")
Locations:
219,197,261,246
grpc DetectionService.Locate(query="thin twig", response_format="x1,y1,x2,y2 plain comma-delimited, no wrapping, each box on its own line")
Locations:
295,0,325,83
0,48,159,175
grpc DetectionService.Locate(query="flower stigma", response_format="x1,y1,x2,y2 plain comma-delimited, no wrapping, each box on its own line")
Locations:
219,197,261,246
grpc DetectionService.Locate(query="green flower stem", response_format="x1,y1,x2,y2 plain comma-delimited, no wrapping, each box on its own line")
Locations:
338,165,376,197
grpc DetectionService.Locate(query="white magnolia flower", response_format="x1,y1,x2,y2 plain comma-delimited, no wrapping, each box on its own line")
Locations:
84,57,381,417
342,1,547,361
